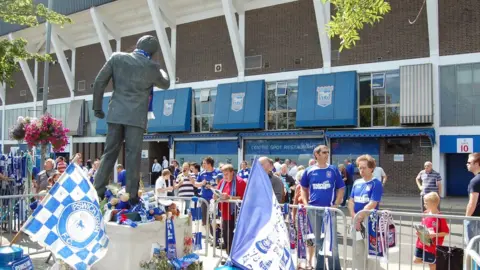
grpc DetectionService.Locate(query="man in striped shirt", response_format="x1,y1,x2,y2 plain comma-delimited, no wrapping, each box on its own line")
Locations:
416,161,442,212
175,162,195,214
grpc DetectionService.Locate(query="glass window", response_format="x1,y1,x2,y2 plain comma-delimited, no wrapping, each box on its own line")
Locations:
440,63,480,126
330,138,380,170
384,138,413,154
266,80,298,130
193,88,216,132
175,141,238,170
359,75,371,106
358,70,400,127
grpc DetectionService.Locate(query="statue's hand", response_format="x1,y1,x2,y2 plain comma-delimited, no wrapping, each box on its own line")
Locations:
94,110,105,119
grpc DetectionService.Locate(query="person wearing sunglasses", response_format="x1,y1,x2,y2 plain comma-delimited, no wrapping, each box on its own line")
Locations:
300,145,345,270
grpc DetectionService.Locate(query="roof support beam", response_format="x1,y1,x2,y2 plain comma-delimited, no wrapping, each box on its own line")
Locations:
426,0,439,57
8,33,37,100
0,83,5,105
147,0,176,88
90,7,122,60
50,27,75,95
312,0,331,72
222,0,245,79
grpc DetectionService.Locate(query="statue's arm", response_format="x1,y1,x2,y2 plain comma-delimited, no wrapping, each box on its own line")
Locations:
154,65,170,89
92,57,114,112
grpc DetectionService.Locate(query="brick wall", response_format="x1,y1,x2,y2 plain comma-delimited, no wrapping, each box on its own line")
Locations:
6,61,34,105
74,40,116,96
439,0,480,55
331,0,429,66
245,0,322,76
380,137,432,196
176,16,236,83
37,51,73,100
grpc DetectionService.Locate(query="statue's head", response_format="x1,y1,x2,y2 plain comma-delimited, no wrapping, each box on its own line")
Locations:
136,35,160,57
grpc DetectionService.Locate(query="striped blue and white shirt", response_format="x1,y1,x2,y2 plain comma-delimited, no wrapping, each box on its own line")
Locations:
417,169,442,195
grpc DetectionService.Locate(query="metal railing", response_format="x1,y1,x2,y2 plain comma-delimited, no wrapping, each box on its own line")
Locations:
0,193,49,256
156,196,211,257
352,209,480,270
211,199,348,269
464,235,480,270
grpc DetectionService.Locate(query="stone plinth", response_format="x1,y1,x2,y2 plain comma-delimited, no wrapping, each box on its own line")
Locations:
94,217,191,270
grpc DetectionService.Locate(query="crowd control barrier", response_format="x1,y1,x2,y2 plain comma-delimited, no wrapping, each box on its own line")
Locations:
212,199,349,269
352,209,480,270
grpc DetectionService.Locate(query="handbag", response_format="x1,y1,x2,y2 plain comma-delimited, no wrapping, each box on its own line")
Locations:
436,245,463,270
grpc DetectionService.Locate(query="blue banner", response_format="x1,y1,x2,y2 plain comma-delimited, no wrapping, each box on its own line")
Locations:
166,218,177,260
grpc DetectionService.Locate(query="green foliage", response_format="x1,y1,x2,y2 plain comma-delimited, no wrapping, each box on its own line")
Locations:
322,0,391,51
0,0,72,87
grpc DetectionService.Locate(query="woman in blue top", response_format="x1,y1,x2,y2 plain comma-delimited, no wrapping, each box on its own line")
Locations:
238,161,250,181
348,154,384,270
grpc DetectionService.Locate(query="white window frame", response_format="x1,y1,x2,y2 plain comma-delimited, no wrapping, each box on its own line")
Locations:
193,88,217,133
358,71,401,127
266,80,298,131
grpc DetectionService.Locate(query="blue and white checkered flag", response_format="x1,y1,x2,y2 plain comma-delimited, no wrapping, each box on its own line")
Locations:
21,162,109,270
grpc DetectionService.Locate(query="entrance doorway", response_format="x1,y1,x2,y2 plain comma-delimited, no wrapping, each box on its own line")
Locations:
446,153,472,196
143,141,169,186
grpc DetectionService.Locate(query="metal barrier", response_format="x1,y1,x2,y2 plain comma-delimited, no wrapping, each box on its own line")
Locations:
211,199,349,269
352,209,480,270
0,193,49,256
464,235,480,270
156,196,211,257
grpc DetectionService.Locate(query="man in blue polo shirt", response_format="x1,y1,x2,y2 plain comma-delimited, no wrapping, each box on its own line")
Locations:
301,145,344,270
195,157,220,235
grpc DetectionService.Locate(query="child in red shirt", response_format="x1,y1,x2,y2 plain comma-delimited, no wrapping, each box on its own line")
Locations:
414,192,449,269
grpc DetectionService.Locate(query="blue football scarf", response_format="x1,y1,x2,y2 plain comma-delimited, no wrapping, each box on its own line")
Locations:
367,210,380,258
319,209,333,256
219,177,237,215
296,207,307,260
134,49,155,120
166,217,177,260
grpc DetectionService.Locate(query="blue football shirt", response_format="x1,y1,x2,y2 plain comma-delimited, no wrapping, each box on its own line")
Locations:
118,169,126,187
196,169,220,201
350,178,383,214
300,165,345,207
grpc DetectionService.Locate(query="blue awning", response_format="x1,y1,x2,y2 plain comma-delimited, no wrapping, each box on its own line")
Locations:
239,130,325,138
326,128,436,144
440,135,480,153
213,80,265,130
96,96,110,135
148,88,192,133
296,71,358,127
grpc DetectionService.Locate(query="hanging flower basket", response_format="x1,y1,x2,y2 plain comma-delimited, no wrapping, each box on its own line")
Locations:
9,116,34,142
24,113,70,152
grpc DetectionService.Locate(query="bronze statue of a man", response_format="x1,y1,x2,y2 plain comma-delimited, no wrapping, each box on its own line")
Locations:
92,35,170,204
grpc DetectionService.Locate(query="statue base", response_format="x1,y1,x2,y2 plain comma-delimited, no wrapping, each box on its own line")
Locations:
93,217,192,270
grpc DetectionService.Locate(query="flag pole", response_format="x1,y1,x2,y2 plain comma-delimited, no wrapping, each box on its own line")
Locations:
9,154,81,246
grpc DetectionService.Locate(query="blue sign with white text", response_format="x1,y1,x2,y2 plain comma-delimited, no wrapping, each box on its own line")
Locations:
244,139,324,155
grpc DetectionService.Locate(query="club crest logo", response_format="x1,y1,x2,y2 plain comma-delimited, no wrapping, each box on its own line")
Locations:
58,201,102,249
326,171,332,178
231,92,245,112
316,86,334,107
163,99,175,116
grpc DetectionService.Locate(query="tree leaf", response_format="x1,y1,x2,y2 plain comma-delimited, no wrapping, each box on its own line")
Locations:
0,0,72,87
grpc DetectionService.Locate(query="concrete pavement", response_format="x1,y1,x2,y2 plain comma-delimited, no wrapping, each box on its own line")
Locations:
380,195,468,215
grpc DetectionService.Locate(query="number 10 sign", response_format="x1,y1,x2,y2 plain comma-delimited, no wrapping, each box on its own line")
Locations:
457,138,473,153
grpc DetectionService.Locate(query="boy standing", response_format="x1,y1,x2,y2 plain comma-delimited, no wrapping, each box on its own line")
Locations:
414,192,449,270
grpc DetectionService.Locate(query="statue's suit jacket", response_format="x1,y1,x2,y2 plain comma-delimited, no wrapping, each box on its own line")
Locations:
92,52,170,129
